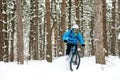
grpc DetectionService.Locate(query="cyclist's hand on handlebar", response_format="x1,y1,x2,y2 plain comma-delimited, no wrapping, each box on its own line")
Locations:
81,44,85,47
64,40,67,43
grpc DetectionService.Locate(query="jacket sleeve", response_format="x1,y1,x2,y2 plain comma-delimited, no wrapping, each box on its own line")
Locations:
78,32,85,45
62,30,71,41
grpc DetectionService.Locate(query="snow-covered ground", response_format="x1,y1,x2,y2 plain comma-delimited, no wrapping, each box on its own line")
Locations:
0,56,120,80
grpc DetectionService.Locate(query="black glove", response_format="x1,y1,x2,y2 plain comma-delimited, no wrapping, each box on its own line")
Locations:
64,40,67,43
81,44,85,47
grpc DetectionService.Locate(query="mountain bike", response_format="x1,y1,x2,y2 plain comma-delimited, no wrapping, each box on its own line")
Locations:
69,45,81,71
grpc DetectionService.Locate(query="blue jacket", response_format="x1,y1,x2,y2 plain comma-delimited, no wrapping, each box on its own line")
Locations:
62,29,85,45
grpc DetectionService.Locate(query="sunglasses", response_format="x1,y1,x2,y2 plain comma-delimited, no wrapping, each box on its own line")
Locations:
74,28,78,30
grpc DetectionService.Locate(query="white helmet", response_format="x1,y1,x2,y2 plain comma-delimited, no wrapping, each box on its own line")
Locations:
72,24,79,29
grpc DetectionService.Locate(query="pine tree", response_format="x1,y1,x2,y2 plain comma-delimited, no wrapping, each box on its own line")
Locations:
10,1,16,62
111,0,116,56
16,0,24,64
2,0,8,62
118,0,120,57
46,0,52,62
102,0,108,56
60,0,66,56
0,0,3,61
94,0,105,64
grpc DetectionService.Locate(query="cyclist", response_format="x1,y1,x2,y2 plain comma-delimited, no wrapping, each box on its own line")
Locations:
62,24,85,57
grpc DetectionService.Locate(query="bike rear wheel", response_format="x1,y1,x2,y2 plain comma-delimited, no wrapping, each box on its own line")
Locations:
70,50,80,71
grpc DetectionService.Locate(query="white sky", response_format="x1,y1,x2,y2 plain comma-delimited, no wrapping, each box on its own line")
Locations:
0,56,120,80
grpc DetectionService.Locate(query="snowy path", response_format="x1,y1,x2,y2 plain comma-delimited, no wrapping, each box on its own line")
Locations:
0,56,120,80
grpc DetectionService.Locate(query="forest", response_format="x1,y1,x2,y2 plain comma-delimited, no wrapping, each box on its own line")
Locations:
0,0,120,64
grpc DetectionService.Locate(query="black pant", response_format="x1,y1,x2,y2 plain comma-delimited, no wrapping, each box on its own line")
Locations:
66,43,77,55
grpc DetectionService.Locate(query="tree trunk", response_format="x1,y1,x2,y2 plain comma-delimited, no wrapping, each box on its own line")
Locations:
81,0,83,29
46,0,52,62
39,23,43,59
90,16,95,55
60,0,66,56
102,0,108,56
118,0,120,57
33,0,39,60
42,16,46,60
94,0,105,64
75,0,80,25
51,0,59,57
16,0,24,64
29,23,34,60
10,1,15,62
29,0,39,60
0,0,3,61
68,0,71,29
75,0,85,57
3,0,8,62
29,1,34,59
111,0,116,56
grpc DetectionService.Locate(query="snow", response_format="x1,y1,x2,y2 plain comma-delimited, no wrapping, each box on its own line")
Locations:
0,56,120,80
118,33,120,40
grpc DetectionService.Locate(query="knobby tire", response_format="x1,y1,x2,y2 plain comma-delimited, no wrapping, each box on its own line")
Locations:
70,50,80,71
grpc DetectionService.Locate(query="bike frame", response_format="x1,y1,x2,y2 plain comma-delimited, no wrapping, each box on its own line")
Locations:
69,45,80,71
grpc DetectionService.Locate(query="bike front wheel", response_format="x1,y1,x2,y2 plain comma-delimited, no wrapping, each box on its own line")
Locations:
70,50,80,71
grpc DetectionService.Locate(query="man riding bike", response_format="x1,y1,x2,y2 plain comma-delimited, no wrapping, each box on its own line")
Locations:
62,24,85,57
